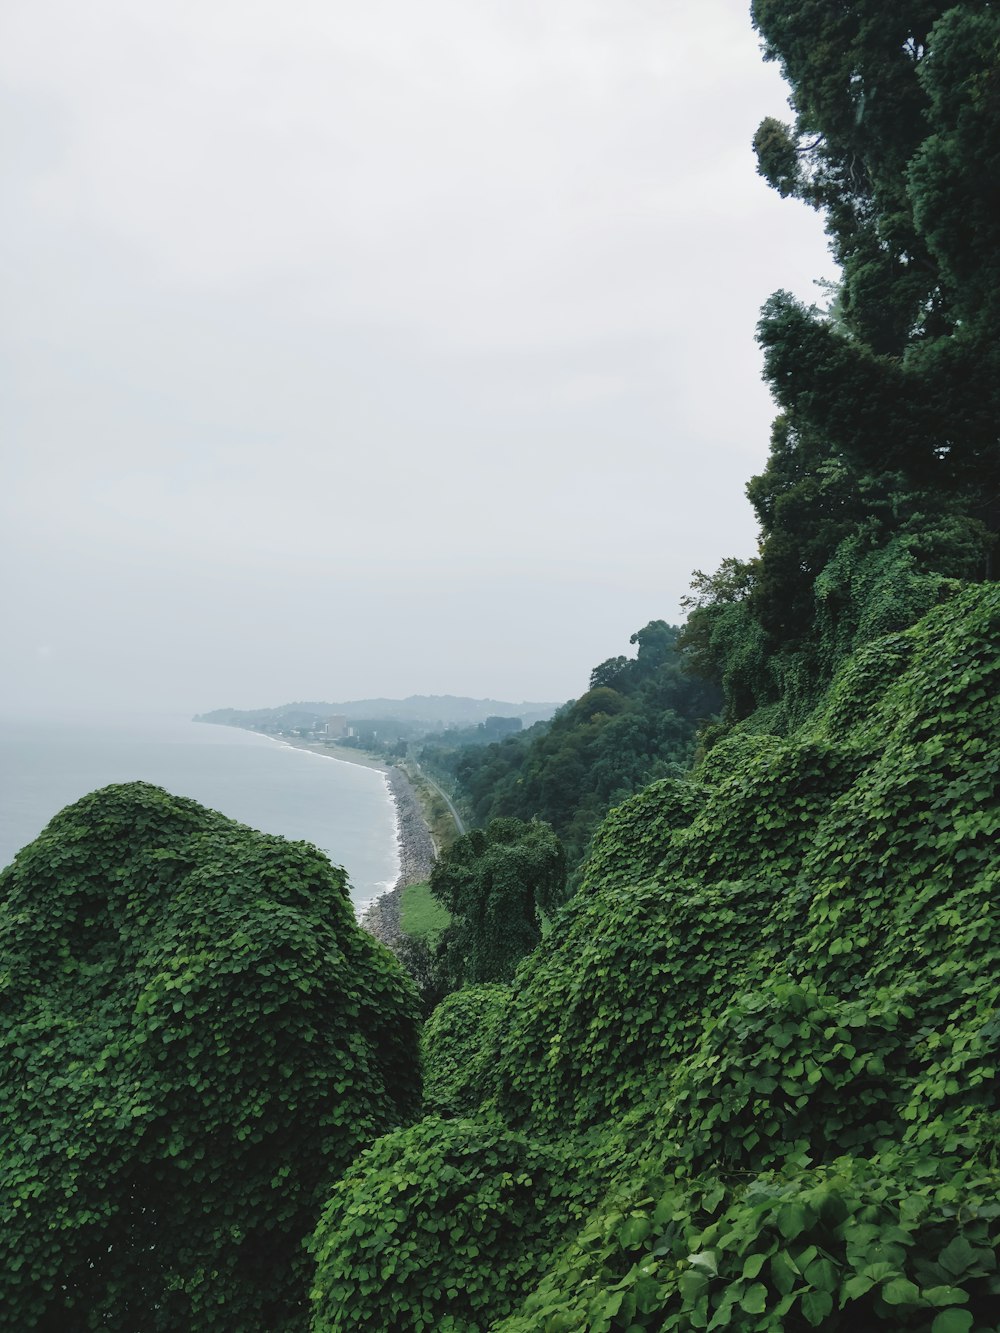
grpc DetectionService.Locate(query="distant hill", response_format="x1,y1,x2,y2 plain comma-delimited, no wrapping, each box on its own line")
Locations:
194,696,560,734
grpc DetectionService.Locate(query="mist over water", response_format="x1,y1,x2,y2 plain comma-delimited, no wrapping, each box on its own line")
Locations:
0,712,400,912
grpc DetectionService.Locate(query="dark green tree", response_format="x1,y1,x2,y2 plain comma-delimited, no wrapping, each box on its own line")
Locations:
0,783,421,1331
751,0,999,513
430,818,566,989
682,1,997,728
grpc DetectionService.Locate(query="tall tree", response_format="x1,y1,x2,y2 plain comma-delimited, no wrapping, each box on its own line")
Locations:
752,0,1000,518
682,2,997,728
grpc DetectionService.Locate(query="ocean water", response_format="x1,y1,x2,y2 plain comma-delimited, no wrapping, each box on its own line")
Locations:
0,712,399,913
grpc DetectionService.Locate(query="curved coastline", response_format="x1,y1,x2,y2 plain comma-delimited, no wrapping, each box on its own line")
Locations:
248,733,436,946
361,767,437,949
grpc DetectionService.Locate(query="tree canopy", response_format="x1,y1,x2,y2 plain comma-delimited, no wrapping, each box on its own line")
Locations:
430,817,566,989
755,0,999,495
680,1,998,731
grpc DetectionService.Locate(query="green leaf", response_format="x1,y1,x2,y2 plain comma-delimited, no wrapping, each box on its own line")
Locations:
739,1283,768,1315
679,1270,709,1302
688,1250,719,1277
881,1278,921,1305
861,1262,898,1283
938,1237,977,1277
620,1216,651,1249
742,1253,767,1281
931,1312,973,1333
771,1250,799,1295
801,1290,833,1326
805,1257,838,1293
778,1203,807,1240
843,1274,874,1301
923,1286,969,1308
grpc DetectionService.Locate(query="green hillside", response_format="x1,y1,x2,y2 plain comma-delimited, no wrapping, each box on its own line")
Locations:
317,584,999,1332
4,579,995,1331
430,621,721,875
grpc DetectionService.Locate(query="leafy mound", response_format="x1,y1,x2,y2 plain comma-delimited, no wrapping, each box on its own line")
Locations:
0,782,421,1331
421,983,509,1116
309,1116,579,1333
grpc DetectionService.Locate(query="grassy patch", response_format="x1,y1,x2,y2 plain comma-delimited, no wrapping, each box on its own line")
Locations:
400,881,451,945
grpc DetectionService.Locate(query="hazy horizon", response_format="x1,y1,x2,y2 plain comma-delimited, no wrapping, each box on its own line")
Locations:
2,0,838,715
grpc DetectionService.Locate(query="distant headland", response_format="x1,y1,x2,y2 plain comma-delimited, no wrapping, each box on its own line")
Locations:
194,694,561,761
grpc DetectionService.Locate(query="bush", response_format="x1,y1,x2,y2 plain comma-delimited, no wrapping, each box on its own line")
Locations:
421,983,510,1116
309,1116,576,1332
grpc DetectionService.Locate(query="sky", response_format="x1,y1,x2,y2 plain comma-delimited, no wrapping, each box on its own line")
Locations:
1,0,838,716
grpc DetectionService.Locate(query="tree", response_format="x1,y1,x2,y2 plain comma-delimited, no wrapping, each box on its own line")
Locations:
0,782,421,1331
751,0,1000,514
430,818,566,989
682,2,998,730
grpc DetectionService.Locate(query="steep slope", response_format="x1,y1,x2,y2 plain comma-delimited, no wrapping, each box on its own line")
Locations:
320,585,999,1331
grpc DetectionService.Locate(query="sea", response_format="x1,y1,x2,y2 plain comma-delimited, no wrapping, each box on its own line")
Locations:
0,712,400,914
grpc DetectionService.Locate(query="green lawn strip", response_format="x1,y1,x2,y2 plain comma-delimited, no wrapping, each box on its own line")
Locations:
400,881,451,945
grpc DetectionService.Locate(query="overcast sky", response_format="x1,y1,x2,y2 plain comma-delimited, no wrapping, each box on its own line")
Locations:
1,0,837,716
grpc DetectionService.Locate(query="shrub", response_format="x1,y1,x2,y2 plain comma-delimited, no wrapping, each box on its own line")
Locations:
421,983,510,1116
309,1116,576,1332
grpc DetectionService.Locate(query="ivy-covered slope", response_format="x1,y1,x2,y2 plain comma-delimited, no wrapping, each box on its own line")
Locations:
322,584,999,1332
0,783,421,1331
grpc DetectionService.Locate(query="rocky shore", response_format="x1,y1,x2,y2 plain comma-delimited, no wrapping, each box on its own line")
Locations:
359,765,437,951
224,731,440,950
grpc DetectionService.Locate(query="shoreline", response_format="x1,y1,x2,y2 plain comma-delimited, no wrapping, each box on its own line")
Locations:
361,766,437,950
251,733,436,949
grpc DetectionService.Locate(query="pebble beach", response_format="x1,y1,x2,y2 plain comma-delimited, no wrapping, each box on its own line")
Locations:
271,736,439,949
359,765,437,950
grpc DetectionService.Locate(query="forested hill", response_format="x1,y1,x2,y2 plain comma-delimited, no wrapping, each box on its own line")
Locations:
425,621,721,873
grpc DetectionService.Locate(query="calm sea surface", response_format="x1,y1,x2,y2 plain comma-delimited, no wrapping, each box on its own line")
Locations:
0,712,399,913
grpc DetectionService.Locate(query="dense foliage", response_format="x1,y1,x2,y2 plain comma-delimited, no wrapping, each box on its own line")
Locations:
682,0,997,728
430,817,567,990
432,621,721,870
420,983,508,1117
0,783,420,1330
334,584,999,1330
309,1116,582,1333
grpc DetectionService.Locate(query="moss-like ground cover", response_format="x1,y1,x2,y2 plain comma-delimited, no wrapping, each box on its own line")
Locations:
399,879,451,945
